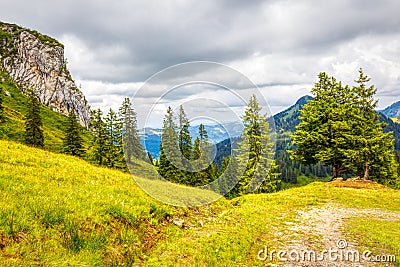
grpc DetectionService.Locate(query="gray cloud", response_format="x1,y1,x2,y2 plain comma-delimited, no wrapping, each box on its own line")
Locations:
1,0,400,124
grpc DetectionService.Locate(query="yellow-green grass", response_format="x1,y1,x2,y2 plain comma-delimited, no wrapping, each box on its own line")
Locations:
343,218,400,266
145,183,400,266
0,71,91,153
1,139,399,266
281,174,331,190
0,140,179,265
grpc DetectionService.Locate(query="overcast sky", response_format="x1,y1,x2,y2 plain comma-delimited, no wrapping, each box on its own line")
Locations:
2,0,400,127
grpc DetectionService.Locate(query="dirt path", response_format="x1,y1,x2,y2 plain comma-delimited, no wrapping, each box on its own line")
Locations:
280,203,400,267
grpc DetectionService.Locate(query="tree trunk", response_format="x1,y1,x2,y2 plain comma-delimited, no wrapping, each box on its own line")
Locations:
363,154,369,180
332,165,338,179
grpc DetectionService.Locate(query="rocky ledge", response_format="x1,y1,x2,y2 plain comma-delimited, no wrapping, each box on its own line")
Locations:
0,22,91,126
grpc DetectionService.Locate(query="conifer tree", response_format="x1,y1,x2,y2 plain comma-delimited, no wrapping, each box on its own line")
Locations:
191,124,214,186
24,90,44,148
90,109,110,165
230,94,279,197
290,73,353,178
105,108,123,168
119,98,144,163
63,110,85,157
345,69,398,184
291,70,399,187
178,105,192,183
158,107,183,182
178,105,192,162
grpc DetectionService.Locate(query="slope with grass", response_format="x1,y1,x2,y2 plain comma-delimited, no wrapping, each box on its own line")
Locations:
0,71,91,153
0,140,399,266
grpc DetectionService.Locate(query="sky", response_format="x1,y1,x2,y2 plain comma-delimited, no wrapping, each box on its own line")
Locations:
1,0,400,127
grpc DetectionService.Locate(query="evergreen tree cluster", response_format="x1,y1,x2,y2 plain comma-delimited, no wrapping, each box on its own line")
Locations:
89,98,145,168
276,150,331,184
157,96,280,198
21,92,145,171
291,69,399,187
158,106,218,186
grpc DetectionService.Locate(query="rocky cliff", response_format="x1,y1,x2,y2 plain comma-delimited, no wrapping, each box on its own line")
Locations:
0,22,91,126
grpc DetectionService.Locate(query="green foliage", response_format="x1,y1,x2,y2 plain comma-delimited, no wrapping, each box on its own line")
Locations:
228,95,279,198
192,124,215,186
63,110,85,157
119,98,145,162
178,105,194,184
89,109,110,166
291,70,398,187
158,107,219,188
344,69,398,184
159,106,183,183
24,90,44,148
290,72,352,177
178,105,192,164
105,108,124,168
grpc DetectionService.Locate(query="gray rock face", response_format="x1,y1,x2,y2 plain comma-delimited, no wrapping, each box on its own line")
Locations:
0,22,91,126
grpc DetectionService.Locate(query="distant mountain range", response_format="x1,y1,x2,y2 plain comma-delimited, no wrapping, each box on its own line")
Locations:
141,96,400,161
380,101,400,118
139,122,243,159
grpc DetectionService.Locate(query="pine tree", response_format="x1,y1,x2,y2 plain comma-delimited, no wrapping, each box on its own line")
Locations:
191,124,214,186
178,105,192,162
105,108,124,168
90,109,110,165
24,90,44,148
63,110,85,157
291,70,399,187
158,107,183,183
290,73,353,178
178,105,192,184
119,98,144,163
345,69,398,184
230,94,279,197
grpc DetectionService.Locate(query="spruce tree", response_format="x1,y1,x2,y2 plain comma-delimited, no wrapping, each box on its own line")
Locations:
158,107,183,183
63,110,85,157
90,109,110,166
290,73,353,178
345,69,398,184
291,70,399,186
191,125,213,186
24,90,44,148
178,105,192,162
178,105,192,183
105,108,123,168
119,98,144,163
230,94,279,197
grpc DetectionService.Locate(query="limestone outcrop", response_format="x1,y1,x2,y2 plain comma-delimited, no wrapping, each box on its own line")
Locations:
0,22,91,125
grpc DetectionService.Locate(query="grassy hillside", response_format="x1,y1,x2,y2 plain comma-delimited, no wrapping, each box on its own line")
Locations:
0,140,177,265
0,71,91,153
1,140,399,266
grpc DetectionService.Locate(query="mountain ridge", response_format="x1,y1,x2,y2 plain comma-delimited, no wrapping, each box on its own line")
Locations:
380,100,400,118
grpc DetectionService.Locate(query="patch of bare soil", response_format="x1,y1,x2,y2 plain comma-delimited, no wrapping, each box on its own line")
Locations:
279,203,400,267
